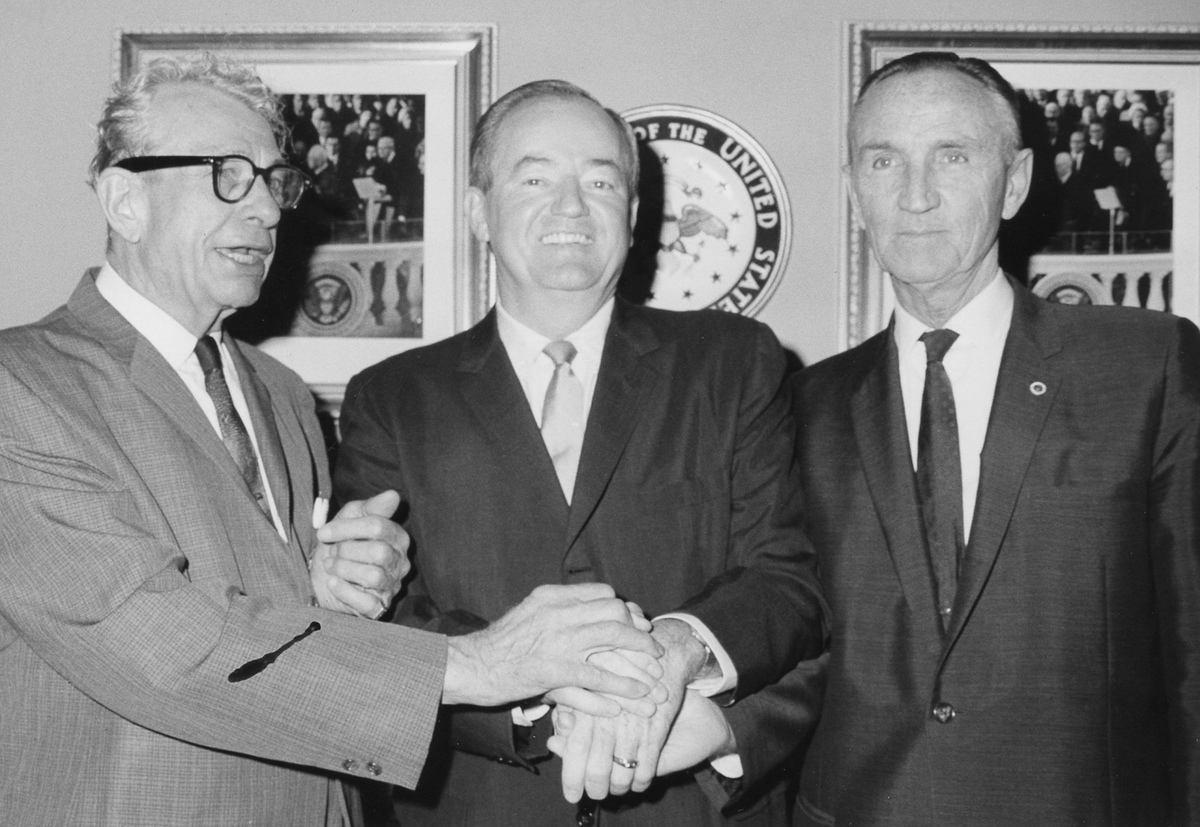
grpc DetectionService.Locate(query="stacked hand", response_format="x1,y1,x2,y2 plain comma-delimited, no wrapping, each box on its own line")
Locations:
304,498,737,790
545,618,735,802
443,584,665,708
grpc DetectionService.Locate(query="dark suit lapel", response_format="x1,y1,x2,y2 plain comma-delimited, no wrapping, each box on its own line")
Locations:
565,301,664,549
226,339,294,541
457,312,569,523
941,284,1063,655
851,327,944,645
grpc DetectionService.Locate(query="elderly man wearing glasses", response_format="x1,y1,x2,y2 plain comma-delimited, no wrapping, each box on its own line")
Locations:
0,53,668,827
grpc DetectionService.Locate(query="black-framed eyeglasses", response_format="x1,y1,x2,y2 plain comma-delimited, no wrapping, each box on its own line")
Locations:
114,154,310,210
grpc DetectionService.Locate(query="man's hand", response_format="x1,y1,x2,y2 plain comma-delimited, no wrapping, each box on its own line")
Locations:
549,703,655,802
655,689,737,777
544,649,667,718
309,490,408,618
443,584,664,708
546,617,710,802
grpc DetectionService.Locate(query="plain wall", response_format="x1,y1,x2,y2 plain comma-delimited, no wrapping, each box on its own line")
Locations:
3,1,1197,366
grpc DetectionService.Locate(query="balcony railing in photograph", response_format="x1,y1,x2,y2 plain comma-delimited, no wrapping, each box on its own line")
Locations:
1029,249,1173,312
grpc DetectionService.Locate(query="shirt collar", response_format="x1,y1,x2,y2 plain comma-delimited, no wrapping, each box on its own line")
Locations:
95,261,217,369
893,268,1013,358
495,297,614,371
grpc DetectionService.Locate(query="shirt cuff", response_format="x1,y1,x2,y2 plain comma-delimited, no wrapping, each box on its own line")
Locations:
709,753,745,778
511,703,550,727
655,612,737,696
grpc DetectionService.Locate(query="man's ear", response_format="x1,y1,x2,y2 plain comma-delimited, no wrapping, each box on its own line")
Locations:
627,195,639,244
95,167,145,244
1003,148,1035,220
465,186,489,243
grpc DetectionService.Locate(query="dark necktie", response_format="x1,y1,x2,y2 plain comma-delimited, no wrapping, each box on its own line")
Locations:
194,336,271,517
541,340,584,503
916,329,963,630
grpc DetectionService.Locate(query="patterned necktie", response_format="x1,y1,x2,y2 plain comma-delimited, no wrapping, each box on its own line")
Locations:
916,329,963,631
541,340,584,503
194,336,271,517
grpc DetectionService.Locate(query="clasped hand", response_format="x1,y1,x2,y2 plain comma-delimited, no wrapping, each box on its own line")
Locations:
309,490,409,618
545,618,735,803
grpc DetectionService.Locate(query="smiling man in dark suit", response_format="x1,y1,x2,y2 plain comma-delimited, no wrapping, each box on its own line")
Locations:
335,79,827,826
678,51,1199,827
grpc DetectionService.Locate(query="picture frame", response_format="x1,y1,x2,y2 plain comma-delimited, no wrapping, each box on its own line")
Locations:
118,25,496,410
842,23,1200,348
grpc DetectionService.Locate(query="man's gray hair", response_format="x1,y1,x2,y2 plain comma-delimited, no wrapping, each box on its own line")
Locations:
88,52,285,188
469,79,639,194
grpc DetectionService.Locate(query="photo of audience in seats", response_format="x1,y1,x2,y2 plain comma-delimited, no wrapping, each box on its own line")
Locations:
281,93,426,245
1020,87,1174,254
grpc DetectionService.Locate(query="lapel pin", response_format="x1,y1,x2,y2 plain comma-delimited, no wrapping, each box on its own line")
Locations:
1029,381,1047,396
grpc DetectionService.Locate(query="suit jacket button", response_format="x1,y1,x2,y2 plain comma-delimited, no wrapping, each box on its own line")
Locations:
366,761,382,776
932,702,956,723
342,758,358,772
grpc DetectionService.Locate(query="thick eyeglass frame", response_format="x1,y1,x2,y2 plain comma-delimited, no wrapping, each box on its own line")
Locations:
113,154,311,210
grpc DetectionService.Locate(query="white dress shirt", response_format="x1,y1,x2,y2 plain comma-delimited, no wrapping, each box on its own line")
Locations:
893,269,1014,540
95,263,287,542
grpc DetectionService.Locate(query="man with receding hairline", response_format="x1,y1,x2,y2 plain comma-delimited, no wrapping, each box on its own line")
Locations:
335,78,826,826
802,50,1200,826
662,51,1200,826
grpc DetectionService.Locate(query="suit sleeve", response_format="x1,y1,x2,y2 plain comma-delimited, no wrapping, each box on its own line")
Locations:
337,370,533,766
695,652,827,814
1150,317,1200,821
690,352,831,811
0,360,447,790
671,323,829,698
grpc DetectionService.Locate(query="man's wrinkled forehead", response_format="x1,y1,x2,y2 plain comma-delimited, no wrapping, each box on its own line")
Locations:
509,151,625,181
146,82,279,158
849,68,1009,152
494,96,632,180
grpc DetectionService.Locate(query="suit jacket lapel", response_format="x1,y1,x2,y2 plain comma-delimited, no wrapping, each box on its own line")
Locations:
226,339,294,541
457,312,569,524
851,327,944,646
565,301,663,549
941,283,1063,654
67,274,244,493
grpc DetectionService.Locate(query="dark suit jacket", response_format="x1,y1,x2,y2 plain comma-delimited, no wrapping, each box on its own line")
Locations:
1053,169,1095,233
730,282,1200,826
0,273,448,827
335,299,828,826
1079,144,1115,190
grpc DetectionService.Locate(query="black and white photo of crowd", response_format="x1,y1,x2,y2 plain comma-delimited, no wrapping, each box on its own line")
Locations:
1018,87,1175,255
281,92,426,245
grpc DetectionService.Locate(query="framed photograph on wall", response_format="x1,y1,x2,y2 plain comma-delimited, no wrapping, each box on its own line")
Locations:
119,25,496,410
842,23,1200,348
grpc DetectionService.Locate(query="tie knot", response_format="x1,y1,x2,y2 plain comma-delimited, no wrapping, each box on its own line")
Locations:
194,335,223,373
920,329,958,364
544,340,577,367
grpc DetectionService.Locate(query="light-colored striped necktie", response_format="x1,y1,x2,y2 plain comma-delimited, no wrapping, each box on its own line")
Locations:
541,340,584,503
